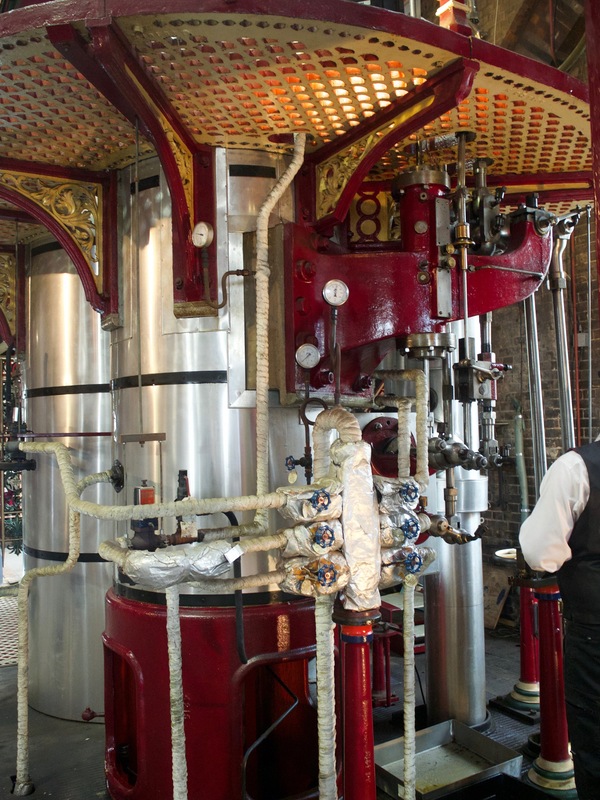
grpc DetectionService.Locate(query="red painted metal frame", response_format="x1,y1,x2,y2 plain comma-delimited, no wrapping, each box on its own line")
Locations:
88,22,215,313
49,21,216,314
0,159,118,323
298,58,479,232
285,212,552,396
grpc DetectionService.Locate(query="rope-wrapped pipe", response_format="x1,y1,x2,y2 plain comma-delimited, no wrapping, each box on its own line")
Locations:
402,573,419,800
13,509,81,796
165,585,189,800
20,442,287,521
315,594,338,800
312,406,362,481
254,132,307,527
375,369,429,491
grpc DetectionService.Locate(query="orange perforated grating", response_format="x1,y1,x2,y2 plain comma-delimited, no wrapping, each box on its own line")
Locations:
0,27,153,172
0,7,592,234
116,12,591,180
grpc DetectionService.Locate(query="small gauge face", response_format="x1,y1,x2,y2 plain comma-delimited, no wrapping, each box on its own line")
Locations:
295,343,321,370
322,278,349,307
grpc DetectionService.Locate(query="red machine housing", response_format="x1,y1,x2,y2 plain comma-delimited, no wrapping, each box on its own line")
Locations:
285,183,553,396
103,589,325,800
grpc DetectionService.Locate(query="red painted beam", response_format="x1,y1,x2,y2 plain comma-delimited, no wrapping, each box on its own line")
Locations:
301,57,479,231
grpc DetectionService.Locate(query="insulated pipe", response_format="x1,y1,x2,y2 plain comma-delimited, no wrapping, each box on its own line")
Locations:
313,406,380,800
375,369,429,491
315,594,338,800
402,573,419,800
312,406,362,480
312,405,363,800
19,442,287,521
254,132,306,527
13,454,119,797
165,584,188,800
13,509,81,797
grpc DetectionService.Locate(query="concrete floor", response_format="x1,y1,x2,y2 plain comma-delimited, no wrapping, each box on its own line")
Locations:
0,597,549,800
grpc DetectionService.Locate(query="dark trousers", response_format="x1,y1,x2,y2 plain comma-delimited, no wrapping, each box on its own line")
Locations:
564,619,600,800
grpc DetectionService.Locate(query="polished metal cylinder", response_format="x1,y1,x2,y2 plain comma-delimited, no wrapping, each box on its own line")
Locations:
23,244,113,720
424,317,488,728
112,152,295,592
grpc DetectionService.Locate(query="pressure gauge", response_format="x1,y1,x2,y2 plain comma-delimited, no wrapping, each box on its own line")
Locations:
295,343,321,370
322,279,349,307
191,221,214,248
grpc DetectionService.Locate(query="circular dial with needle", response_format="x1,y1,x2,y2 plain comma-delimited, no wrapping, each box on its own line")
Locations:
322,279,349,307
295,343,321,370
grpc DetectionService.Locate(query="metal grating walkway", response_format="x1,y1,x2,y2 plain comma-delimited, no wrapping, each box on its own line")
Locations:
0,596,17,667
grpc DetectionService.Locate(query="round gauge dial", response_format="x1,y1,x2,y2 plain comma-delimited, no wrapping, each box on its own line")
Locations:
322,279,349,307
295,343,321,370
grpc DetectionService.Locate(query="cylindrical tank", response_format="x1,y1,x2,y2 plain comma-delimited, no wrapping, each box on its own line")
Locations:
105,153,322,800
23,242,114,720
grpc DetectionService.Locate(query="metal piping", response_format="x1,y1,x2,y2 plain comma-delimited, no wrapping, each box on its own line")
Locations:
254,133,307,524
13,465,117,796
523,295,547,495
549,216,578,452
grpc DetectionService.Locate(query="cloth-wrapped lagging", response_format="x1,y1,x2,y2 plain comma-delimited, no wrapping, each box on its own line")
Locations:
280,520,343,558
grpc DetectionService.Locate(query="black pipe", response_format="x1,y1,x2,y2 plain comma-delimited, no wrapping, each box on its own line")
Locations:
224,511,249,665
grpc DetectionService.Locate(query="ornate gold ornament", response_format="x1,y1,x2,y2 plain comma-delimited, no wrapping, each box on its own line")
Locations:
0,253,16,335
0,172,102,291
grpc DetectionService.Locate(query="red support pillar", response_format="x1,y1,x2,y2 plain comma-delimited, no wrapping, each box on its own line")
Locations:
527,583,577,796
509,586,540,709
334,606,380,800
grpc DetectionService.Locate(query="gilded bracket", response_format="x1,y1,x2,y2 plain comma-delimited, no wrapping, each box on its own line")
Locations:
0,171,102,293
0,252,17,340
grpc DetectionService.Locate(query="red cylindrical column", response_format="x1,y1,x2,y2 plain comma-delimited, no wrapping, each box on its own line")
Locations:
527,583,577,796
507,585,540,708
339,617,378,800
520,587,539,685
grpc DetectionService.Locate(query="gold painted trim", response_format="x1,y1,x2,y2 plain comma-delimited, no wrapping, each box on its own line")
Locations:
316,95,435,219
0,171,102,292
0,253,16,336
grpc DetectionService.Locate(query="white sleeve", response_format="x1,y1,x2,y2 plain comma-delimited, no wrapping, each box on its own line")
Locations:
518,451,589,573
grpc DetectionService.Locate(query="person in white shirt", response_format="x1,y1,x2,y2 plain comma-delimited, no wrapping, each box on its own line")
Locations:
519,439,600,800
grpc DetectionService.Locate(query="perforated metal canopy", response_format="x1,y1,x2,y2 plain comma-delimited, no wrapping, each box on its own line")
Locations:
0,0,592,240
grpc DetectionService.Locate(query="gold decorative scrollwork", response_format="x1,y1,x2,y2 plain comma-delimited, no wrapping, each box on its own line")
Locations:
317,133,377,219
0,172,102,291
0,253,16,335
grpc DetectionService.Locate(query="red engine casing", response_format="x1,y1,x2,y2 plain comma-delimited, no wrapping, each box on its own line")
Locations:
104,589,326,800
